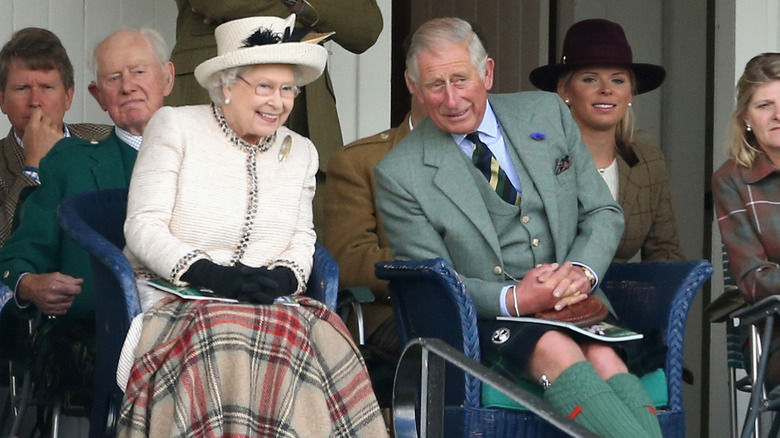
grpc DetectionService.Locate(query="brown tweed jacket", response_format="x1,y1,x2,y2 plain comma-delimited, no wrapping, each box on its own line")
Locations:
614,141,685,262
323,115,410,337
0,123,111,248
166,0,383,171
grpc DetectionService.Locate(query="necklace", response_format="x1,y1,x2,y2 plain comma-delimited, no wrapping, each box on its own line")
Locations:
212,104,276,152
598,168,607,174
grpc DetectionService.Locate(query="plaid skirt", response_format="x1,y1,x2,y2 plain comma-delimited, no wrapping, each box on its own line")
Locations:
117,296,388,438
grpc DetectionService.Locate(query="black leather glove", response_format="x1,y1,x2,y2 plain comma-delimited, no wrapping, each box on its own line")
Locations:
238,267,299,303
181,259,279,299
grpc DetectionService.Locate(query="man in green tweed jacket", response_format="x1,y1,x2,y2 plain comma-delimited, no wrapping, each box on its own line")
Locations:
0,28,111,248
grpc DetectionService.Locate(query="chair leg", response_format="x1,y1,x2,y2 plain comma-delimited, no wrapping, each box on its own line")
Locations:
730,367,740,438
10,371,32,437
351,302,366,345
51,400,61,438
741,319,773,438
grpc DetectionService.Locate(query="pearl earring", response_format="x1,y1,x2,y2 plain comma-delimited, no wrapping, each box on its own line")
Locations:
627,102,632,107
747,125,752,132
224,97,231,105
564,99,570,105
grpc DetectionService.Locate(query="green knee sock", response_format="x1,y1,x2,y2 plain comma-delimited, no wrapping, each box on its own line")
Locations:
607,373,663,438
543,361,650,438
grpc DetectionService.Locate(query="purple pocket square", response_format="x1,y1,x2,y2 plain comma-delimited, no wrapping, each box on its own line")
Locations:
554,155,571,175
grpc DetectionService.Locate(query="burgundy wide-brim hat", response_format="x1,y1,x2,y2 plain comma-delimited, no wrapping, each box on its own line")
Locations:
529,18,666,95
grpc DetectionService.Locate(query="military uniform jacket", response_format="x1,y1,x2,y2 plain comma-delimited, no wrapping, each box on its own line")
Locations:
323,114,411,297
167,0,383,170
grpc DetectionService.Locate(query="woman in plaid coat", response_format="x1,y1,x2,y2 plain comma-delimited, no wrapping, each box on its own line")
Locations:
713,52,780,390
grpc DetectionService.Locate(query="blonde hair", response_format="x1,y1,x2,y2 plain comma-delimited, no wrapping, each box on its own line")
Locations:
726,53,780,168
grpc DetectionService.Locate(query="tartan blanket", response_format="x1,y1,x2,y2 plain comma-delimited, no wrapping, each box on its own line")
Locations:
117,296,388,438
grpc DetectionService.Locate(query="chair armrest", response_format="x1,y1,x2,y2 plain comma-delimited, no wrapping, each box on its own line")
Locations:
707,286,746,323
0,284,15,327
731,295,780,326
601,260,713,411
376,258,483,408
57,192,141,323
308,243,339,311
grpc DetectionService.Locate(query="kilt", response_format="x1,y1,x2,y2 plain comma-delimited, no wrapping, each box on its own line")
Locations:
479,314,664,383
117,296,388,438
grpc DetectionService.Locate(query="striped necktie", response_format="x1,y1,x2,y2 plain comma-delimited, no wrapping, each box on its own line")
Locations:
467,132,521,206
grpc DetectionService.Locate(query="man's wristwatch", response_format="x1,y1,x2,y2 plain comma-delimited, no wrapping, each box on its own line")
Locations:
580,267,596,286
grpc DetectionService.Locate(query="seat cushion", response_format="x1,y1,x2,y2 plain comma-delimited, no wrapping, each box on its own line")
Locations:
481,367,668,410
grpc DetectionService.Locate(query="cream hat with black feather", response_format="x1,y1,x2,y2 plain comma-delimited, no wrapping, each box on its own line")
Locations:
194,14,328,88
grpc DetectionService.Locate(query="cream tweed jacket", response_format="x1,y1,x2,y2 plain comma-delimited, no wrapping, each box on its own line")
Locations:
124,105,317,293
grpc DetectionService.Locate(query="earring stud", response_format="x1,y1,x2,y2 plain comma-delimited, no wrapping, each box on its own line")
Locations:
224,97,231,105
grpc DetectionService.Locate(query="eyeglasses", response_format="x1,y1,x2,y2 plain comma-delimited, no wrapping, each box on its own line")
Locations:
236,75,300,99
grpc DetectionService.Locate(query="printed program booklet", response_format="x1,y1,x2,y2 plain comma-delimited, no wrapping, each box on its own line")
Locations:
146,278,301,307
146,278,239,303
496,316,643,343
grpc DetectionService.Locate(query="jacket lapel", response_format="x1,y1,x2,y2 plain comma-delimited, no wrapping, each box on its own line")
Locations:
419,121,503,260
89,131,129,189
492,95,562,252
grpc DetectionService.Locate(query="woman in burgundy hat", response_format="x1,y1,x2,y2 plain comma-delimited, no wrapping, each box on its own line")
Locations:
530,18,684,264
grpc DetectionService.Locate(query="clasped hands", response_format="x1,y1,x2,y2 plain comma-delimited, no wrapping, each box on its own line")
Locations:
511,261,592,316
181,259,298,304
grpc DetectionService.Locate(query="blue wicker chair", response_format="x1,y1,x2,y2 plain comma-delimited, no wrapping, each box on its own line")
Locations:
376,258,713,438
57,187,340,438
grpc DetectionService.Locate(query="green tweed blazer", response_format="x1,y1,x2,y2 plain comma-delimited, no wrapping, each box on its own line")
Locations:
167,0,383,170
0,130,136,320
375,92,624,318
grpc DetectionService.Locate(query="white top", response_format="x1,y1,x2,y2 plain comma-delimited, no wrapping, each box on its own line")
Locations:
598,158,619,201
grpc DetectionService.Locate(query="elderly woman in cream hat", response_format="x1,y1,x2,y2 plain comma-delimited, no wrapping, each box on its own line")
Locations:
117,15,388,437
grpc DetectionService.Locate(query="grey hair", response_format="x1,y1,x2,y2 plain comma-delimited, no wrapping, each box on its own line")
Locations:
88,28,170,77
406,17,488,85
204,66,254,105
